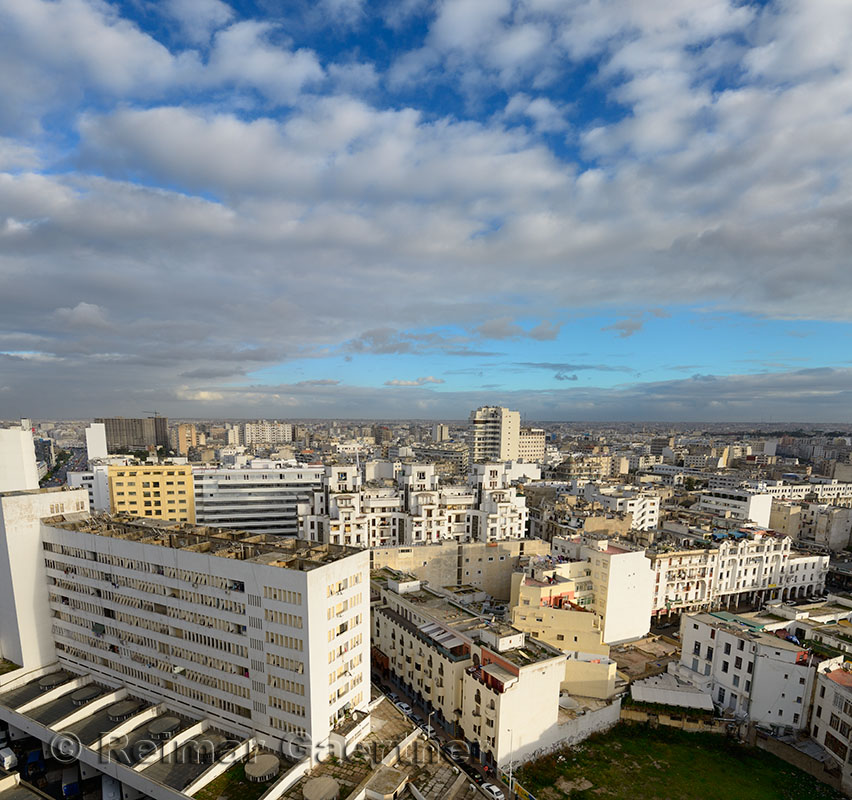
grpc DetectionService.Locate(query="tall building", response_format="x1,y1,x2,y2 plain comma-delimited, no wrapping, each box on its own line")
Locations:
67,463,111,511
518,428,545,462
241,421,293,447
176,423,198,455
95,417,169,453
468,406,520,463
194,463,325,536
84,422,108,460
0,428,39,493
432,423,449,442
108,464,195,523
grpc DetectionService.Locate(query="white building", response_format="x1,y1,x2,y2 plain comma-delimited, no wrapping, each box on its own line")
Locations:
648,528,829,618
0,428,39,493
67,464,111,511
574,483,660,531
193,463,325,536
237,421,294,447
469,406,520,463
302,463,527,547
0,478,370,759
518,429,546,462
812,664,852,796
697,487,773,527
85,422,108,461
678,612,821,732
550,535,654,643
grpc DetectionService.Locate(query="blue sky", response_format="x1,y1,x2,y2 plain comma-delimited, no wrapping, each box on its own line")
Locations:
0,0,851,420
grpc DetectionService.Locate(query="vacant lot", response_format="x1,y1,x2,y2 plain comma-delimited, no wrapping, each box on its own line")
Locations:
514,724,845,800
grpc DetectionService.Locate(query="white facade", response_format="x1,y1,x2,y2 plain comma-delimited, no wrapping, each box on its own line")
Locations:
469,406,520,463
648,529,829,617
241,421,294,446
550,536,653,643
0,429,39,493
0,488,90,668
812,666,852,795
85,423,108,461
303,463,527,547
574,483,660,531
194,464,325,536
3,507,370,757
67,465,111,511
697,487,773,527
679,612,816,731
518,429,546,462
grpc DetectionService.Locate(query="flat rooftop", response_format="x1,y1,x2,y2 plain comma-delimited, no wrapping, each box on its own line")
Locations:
45,513,362,568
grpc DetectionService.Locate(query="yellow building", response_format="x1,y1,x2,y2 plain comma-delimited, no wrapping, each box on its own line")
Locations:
176,423,198,455
509,561,617,699
108,464,195,523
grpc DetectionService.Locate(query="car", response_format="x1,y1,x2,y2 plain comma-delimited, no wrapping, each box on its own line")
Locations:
411,713,424,727
388,693,400,703
443,742,468,762
421,724,436,737
481,784,505,800
463,765,484,784
395,701,413,715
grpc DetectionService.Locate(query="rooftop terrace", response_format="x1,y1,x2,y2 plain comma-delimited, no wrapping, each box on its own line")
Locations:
46,513,362,568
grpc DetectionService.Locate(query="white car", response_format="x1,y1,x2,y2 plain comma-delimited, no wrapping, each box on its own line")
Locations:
421,724,436,737
395,701,413,715
481,783,505,800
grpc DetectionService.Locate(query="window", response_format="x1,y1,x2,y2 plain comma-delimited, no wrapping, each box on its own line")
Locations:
722,661,729,673
738,640,744,651
707,646,714,660
735,657,742,670
718,688,726,703
724,642,731,655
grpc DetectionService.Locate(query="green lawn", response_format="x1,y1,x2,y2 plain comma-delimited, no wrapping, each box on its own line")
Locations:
514,724,844,800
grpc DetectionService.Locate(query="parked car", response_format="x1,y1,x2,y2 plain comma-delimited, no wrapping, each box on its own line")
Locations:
443,742,469,762
388,693,399,703
395,701,413,715
481,784,505,800
421,724,436,737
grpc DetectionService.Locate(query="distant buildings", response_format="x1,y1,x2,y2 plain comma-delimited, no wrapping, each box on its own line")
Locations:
175,422,198,455
95,416,169,453
518,428,546,462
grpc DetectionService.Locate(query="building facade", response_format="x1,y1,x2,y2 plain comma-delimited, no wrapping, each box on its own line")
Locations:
468,407,520,463
108,464,195,523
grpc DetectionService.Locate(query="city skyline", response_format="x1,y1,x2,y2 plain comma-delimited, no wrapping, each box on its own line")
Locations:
1,1,851,420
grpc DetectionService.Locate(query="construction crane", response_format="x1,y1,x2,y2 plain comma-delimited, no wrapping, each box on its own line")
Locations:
144,410,161,418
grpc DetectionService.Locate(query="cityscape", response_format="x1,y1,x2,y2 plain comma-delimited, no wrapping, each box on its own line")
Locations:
1,412,852,800
2,1,852,799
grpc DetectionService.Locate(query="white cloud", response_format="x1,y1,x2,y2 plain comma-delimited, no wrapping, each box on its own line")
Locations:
384,376,445,386
162,0,234,44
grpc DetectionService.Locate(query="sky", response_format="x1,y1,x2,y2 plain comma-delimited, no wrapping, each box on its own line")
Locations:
1,0,852,422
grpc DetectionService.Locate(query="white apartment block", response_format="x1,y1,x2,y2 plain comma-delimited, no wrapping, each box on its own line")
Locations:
0,428,39,493
85,422,108,461
678,612,819,732
648,529,829,618
303,463,527,548
0,489,370,757
67,464,111,511
697,487,773,528
549,536,654,643
518,429,546,462
811,665,852,796
469,407,520,463
240,421,294,447
372,571,617,768
193,463,325,536
574,483,660,531
770,501,852,551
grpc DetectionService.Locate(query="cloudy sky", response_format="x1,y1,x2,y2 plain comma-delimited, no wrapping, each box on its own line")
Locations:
1,0,851,421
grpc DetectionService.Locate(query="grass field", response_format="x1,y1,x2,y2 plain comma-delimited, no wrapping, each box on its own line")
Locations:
514,724,845,800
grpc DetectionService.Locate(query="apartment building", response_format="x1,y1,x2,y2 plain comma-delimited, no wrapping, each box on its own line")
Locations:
175,423,198,455
67,464,110,511
770,501,852,551
648,528,829,618
94,417,169,453
241,421,294,447
571,482,660,531
469,407,520,463
84,422,108,460
372,570,619,767
410,442,469,476
194,463,325,536
678,612,821,731
0,492,370,756
518,429,545,462
696,487,773,528
548,535,654,643
303,463,527,548
370,538,550,601
108,464,195,523
508,560,617,698
811,664,852,796
0,428,39,493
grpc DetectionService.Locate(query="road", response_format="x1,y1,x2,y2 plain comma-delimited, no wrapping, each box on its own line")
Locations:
372,673,514,799
41,446,87,488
